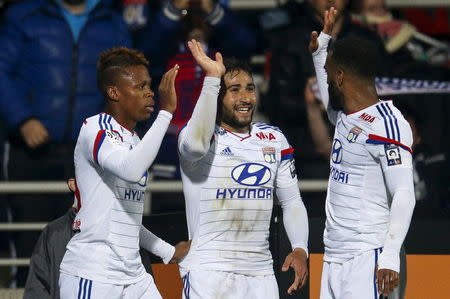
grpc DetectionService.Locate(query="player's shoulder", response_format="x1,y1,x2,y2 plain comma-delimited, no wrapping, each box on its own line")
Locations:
82,113,115,131
364,101,413,150
252,123,285,138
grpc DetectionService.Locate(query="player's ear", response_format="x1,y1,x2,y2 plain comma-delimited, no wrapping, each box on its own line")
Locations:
106,86,119,102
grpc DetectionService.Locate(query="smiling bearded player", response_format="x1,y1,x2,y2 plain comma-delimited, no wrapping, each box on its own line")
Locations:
177,40,310,299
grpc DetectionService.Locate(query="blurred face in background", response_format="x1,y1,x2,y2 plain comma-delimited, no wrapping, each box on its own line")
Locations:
308,0,348,21
361,0,389,17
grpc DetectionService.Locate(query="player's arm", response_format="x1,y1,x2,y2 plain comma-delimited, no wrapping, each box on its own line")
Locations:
309,7,339,125
87,67,178,183
177,40,225,161
275,143,309,294
139,226,191,264
367,129,415,296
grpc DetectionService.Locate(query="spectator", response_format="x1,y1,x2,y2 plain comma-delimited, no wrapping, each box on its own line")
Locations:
349,0,450,67
262,0,388,179
153,1,216,179
135,0,257,86
0,0,131,286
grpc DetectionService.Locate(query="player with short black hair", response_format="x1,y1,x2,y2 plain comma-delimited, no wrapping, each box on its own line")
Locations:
59,47,190,298
310,8,415,298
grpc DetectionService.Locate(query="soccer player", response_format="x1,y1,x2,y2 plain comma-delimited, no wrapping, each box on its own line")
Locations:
310,8,415,298
177,40,309,298
59,48,190,298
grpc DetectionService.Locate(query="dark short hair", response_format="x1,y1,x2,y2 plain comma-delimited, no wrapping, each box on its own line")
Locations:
97,47,149,99
330,38,381,80
219,58,253,99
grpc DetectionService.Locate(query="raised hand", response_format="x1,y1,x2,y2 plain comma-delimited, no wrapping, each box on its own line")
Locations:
158,64,179,114
309,7,337,53
187,39,225,78
282,248,309,295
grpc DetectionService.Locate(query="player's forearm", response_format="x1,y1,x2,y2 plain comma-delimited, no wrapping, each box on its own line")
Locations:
178,77,220,161
379,166,415,272
139,225,175,264
379,188,415,272
312,33,339,124
312,33,331,109
102,111,172,182
276,185,309,255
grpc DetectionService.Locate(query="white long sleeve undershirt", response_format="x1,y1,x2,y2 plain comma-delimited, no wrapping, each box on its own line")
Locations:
276,184,309,256
100,110,172,183
178,77,221,161
311,32,339,125
139,225,175,264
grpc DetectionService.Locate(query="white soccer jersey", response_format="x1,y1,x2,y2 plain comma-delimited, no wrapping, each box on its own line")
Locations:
60,113,150,284
179,123,298,276
324,100,413,263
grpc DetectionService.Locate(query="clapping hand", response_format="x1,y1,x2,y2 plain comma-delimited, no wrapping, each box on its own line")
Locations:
309,7,337,53
187,39,225,78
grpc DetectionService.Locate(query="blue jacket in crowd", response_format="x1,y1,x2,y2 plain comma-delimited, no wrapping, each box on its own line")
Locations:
0,0,131,142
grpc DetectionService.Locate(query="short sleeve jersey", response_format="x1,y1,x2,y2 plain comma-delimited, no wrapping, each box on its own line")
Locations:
324,100,413,263
178,123,297,276
60,113,148,284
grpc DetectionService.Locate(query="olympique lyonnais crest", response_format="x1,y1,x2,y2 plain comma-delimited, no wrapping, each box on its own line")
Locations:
347,126,362,143
262,147,276,163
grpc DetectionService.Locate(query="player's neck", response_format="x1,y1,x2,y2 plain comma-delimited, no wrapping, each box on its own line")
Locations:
344,94,379,115
344,83,379,114
104,107,136,131
220,122,250,134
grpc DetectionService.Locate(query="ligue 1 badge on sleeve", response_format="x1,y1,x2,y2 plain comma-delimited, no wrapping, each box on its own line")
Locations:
385,144,402,166
262,147,276,163
347,126,362,143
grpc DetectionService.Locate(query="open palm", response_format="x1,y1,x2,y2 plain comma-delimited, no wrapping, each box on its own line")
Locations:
188,39,225,78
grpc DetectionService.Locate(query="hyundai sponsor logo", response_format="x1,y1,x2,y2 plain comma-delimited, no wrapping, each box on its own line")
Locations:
231,163,271,186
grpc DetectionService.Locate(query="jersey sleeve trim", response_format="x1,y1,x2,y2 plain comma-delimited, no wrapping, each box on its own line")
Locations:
366,134,412,153
93,130,107,164
281,147,294,161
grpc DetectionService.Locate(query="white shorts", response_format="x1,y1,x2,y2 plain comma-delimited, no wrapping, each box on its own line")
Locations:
320,248,382,299
182,270,279,299
59,272,162,299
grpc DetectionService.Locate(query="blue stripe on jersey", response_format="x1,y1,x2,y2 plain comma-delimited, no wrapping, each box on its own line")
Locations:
83,278,88,299
374,249,379,299
87,280,92,299
384,103,400,141
380,104,396,141
377,104,393,139
375,105,390,139
77,278,83,299
107,115,113,130
98,114,104,130
102,114,108,131
281,153,294,161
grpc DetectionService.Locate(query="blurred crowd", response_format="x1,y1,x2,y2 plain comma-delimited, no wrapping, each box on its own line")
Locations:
0,0,449,288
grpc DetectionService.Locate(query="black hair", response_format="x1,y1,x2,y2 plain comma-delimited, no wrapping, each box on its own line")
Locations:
219,58,253,99
97,47,149,99
330,38,382,80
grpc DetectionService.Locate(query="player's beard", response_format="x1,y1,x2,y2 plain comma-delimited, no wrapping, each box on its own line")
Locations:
221,108,253,131
328,79,345,111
